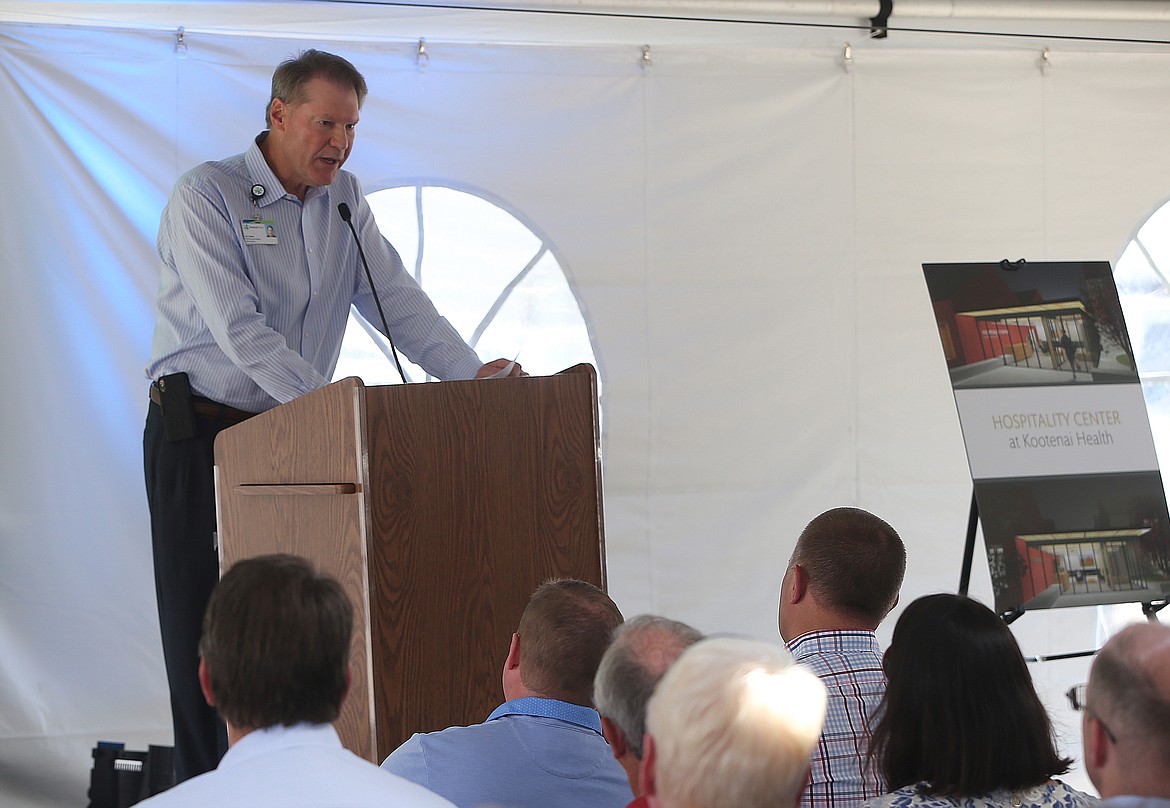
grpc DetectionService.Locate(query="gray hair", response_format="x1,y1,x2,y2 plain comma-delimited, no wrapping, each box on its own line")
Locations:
594,615,703,758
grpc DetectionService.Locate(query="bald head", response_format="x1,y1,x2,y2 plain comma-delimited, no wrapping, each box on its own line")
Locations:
1085,622,1170,798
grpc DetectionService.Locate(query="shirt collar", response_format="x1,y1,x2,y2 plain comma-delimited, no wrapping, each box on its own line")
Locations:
244,134,285,210
486,697,602,733
787,628,880,657
219,722,341,768
244,133,331,208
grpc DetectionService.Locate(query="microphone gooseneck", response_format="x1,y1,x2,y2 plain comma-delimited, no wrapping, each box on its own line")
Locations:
338,202,408,384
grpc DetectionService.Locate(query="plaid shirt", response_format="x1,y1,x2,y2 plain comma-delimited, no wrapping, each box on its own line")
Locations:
788,629,887,808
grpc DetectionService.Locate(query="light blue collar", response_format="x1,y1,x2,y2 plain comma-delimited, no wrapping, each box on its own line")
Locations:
487,697,602,733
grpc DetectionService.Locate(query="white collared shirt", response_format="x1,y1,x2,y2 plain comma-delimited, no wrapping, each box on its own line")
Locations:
139,723,456,808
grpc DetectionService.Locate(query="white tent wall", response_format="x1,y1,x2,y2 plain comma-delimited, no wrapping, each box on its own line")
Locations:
3,4,1170,805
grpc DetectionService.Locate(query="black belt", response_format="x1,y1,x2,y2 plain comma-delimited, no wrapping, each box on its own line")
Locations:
149,384,256,426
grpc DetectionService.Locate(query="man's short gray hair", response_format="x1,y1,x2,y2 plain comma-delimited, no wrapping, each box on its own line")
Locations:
593,615,703,758
647,637,826,808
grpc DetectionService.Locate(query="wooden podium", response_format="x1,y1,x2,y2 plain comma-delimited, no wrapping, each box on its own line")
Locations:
213,365,605,763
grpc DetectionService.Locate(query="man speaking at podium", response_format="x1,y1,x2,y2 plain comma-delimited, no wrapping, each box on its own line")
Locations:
143,49,520,784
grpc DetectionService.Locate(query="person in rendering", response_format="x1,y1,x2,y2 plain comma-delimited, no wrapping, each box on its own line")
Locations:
143,48,521,782
777,506,906,808
137,553,455,808
381,578,632,808
593,615,704,801
863,593,1095,808
1079,621,1170,806
639,637,827,808
1059,330,1078,378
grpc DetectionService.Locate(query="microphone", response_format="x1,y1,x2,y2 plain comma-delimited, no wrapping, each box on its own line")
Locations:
338,202,408,384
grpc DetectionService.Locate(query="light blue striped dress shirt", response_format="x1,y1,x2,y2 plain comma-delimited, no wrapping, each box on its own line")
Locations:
145,134,482,412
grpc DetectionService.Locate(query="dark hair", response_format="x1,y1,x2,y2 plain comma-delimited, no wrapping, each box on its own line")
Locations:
792,507,905,624
198,554,353,729
517,578,624,706
869,593,1070,795
266,49,368,127
593,614,704,758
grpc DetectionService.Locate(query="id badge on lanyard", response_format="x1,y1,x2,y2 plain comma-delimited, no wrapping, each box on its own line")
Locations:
241,182,277,245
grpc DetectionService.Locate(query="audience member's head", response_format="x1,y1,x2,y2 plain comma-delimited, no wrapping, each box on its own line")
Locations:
1082,621,1170,798
870,593,1070,796
504,578,624,707
594,615,704,795
642,637,826,808
198,553,353,740
779,507,905,641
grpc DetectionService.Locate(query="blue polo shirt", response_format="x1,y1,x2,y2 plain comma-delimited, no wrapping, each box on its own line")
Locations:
381,697,632,808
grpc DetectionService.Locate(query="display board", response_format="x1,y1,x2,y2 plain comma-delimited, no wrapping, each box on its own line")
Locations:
924,261,1170,616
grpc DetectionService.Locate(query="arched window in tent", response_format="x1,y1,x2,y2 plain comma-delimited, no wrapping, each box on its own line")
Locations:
1115,198,1170,470
333,185,596,386
1087,199,1170,633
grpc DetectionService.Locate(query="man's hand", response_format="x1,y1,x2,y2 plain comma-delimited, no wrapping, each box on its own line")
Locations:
475,358,526,379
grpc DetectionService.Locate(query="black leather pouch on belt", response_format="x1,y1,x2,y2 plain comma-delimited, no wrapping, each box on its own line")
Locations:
156,372,197,442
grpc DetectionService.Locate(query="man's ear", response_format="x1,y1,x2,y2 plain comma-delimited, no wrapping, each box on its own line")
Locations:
269,97,288,130
788,564,809,604
505,632,522,671
640,733,658,799
198,658,216,707
601,716,628,759
1085,713,1110,770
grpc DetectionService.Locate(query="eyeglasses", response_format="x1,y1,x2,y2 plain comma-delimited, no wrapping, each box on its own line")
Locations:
1066,683,1118,744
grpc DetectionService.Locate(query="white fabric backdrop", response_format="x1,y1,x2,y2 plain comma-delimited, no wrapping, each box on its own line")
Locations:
3,5,1170,805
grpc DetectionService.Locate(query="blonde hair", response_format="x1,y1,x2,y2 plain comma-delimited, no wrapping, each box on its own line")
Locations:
647,637,826,808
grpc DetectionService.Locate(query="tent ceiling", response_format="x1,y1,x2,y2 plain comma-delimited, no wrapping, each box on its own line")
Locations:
4,0,1170,48
345,0,1170,22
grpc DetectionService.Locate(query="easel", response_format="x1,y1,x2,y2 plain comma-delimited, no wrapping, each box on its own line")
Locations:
957,490,1166,662
957,491,1028,625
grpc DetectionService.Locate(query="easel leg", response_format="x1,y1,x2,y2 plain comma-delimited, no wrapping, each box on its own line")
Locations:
959,490,978,596
1142,600,1168,622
